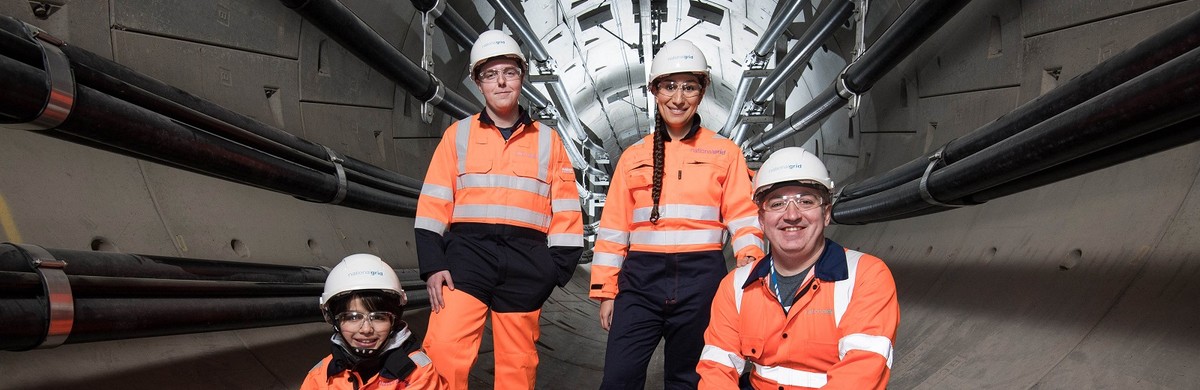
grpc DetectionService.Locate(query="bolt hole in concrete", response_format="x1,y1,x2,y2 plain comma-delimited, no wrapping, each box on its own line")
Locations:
1060,249,1083,270
90,237,120,252
308,239,322,256
231,239,249,258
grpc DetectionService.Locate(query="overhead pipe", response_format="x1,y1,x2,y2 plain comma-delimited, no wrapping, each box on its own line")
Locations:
745,0,970,154
0,17,423,198
411,0,478,49
838,8,1200,201
720,76,754,138
745,85,845,157
743,0,855,119
721,0,807,136
0,243,428,351
730,0,854,145
832,46,1200,224
279,0,481,118
0,54,418,216
870,115,1200,223
750,0,809,68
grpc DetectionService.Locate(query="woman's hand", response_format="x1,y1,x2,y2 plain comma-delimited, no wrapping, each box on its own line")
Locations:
599,299,615,331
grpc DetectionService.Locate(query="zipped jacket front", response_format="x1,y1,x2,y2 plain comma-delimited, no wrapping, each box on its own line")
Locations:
590,125,764,300
414,109,583,285
698,240,899,389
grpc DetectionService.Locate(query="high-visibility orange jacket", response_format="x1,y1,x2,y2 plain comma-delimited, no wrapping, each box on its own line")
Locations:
589,124,764,300
414,109,583,285
301,331,446,390
301,351,442,390
697,239,899,389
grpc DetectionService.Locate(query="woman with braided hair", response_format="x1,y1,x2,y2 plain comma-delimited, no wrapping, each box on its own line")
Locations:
588,39,765,389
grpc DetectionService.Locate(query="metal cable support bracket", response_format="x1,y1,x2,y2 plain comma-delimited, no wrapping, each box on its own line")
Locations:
420,75,445,124
919,146,965,208
323,145,349,205
3,22,75,131
16,244,74,349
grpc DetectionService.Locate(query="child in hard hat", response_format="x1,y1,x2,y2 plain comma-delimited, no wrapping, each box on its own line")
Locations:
590,38,765,389
301,254,447,390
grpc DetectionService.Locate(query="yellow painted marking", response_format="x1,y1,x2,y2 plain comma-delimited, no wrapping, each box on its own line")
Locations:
0,195,22,243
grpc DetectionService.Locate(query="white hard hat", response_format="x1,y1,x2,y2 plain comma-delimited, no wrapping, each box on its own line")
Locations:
648,39,709,84
470,30,527,77
753,147,834,200
320,253,404,308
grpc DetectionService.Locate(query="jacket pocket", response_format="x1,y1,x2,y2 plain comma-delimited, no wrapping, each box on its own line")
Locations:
739,335,765,361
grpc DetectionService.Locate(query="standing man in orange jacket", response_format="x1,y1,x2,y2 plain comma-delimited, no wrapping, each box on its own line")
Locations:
415,29,584,390
697,147,900,389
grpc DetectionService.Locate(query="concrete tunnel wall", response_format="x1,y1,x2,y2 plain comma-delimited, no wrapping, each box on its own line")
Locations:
826,0,1200,388
1,0,1199,389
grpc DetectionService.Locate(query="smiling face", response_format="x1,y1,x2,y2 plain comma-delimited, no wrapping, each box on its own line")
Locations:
652,73,704,135
338,297,392,351
758,184,831,266
474,57,523,118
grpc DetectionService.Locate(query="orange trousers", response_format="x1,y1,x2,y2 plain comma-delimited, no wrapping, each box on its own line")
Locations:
423,288,542,390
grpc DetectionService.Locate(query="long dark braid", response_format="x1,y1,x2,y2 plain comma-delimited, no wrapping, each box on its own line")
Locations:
650,113,666,224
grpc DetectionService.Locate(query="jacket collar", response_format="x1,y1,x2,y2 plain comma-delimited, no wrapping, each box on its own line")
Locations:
478,105,533,129
327,325,417,381
742,238,848,289
660,113,702,142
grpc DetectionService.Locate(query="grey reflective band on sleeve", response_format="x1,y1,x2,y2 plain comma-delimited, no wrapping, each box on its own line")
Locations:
16,244,74,349
323,146,348,205
3,23,75,131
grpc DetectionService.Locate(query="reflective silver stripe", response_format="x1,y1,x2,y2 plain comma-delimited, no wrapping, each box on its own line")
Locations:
410,351,433,367
700,345,745,373
596,228,629,246
754,363,827,388
458,174,550,196
537,123,551,181
552,198,581,213
630,229,724,246
732,235,763,254
455,119,471,174
548,233,584,247
726,215,760,233
592,251,624,268
834,251,864,327
452,204,550,228
632,204,721,223
632,138,646,147
420,183,454,201
413,217,447,235
732,263,753,313
839,333,894,368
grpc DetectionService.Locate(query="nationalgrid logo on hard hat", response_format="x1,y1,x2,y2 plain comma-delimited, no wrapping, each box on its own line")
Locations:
766,163,806,172
348,270,385,277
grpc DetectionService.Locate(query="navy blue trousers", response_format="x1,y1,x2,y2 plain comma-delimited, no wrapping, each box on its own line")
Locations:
600,250,728,390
